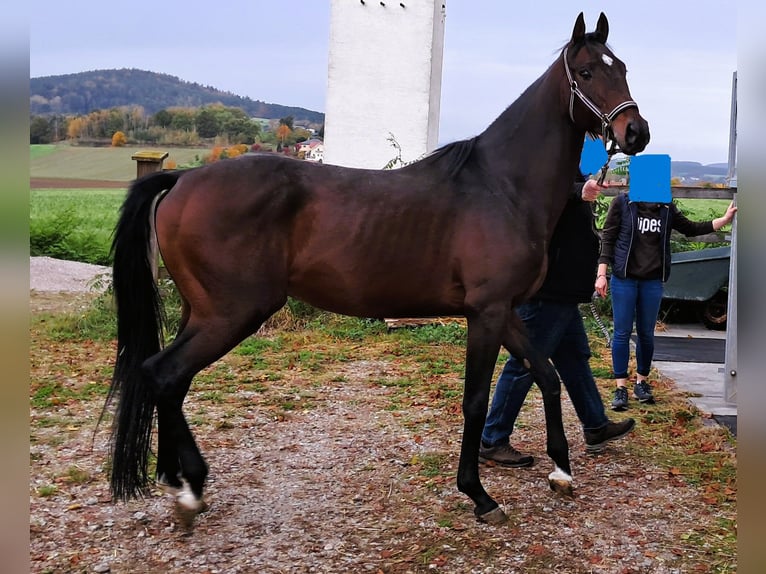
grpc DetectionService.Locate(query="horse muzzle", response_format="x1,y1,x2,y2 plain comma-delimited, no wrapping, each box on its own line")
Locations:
613,113,650,155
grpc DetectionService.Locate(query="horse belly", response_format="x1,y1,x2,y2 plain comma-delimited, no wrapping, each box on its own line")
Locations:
287,258,463,319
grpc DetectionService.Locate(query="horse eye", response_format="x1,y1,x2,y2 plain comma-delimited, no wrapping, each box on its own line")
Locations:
578,69,592,80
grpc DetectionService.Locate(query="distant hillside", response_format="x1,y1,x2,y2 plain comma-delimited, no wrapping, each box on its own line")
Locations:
671,161,729,183
607,159,730,184
30,68,324,124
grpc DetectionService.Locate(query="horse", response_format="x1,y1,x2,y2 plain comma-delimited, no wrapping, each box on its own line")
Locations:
105,12,649,527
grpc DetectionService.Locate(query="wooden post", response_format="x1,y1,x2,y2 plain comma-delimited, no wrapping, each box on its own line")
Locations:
132,151,170,282
131,150,169,178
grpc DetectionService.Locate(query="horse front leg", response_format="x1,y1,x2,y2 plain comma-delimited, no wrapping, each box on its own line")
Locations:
533,359,573,496
504,316,573,497
457,313,507,524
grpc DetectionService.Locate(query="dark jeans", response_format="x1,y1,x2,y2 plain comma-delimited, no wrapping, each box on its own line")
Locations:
609,275,664,379
481,299,609,448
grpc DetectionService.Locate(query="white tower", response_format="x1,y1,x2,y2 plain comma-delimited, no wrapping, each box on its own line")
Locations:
323,0,446,169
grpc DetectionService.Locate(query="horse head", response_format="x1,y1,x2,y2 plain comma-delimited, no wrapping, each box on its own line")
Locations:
564,12,650,156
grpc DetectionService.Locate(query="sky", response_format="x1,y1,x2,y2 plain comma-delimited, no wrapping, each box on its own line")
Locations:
29,1,738,165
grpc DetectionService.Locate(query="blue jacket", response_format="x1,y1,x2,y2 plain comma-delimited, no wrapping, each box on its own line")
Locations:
599,193,714,281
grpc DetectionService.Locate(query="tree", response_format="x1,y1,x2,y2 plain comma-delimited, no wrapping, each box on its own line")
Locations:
224,116,260,144
612,157,631,177
111,131,127,147
67,117,85,140
153,109,173,128
30,116,53,144
169,108,196,132
279,115,294,130
276,124,292,145
196,108,220,138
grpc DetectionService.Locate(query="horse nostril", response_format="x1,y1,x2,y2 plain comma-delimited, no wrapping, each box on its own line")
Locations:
625,121,638,146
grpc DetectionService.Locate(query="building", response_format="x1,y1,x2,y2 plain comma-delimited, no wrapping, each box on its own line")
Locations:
323,0,446,169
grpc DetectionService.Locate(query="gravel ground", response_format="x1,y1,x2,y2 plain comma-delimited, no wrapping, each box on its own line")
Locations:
29,256,736,573
30,257,111,293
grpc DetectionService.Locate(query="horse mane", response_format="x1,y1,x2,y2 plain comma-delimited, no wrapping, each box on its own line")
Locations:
409,137,478,179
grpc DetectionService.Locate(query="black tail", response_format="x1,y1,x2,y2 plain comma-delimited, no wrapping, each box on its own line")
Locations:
105,170,182,500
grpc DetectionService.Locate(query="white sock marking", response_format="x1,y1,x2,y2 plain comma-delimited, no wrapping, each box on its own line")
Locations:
548,465,573,483
176,479,204,511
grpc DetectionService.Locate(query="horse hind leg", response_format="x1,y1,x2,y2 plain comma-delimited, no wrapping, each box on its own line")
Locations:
144,311,272,528
503,317,574,498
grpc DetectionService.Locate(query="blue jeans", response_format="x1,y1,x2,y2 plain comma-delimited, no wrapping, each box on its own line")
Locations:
609,275,664,379
481,300,609,447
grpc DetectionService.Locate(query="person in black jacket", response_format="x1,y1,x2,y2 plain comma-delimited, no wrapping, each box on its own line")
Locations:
479,176,635,468
596,194,737,411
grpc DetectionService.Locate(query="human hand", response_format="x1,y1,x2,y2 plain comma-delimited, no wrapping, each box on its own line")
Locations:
581,179,606,202
713,201,738,230
595,274,608,297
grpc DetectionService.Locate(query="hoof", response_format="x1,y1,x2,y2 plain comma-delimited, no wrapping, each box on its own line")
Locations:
548,478,575,497
476,506,508,525
174,496,208,530
171,479,208,531
547,466,574,498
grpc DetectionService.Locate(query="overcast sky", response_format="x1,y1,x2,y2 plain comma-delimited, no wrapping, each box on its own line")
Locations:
30,1,737,165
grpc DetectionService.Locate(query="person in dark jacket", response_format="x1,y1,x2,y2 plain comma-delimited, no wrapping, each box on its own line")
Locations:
596,194,737,411
479,176,635,468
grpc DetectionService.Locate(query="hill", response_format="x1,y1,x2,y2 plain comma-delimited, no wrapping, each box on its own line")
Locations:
30,68,324,124
670,161,729,183
607,159,730,184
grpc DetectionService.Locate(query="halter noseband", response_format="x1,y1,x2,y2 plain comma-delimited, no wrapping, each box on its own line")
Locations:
563,45,638,183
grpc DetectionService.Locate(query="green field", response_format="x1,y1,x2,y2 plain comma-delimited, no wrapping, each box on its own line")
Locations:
30,143,206,181
30,188,125,265
674,198,731,221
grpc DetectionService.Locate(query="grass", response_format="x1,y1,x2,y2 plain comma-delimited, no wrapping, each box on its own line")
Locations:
30,188,125,264
675,197,732,221
30,143,206,180
30,144,58,160
36,485,58,498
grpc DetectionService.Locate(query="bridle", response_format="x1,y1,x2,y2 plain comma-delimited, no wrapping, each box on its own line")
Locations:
563,45,638,184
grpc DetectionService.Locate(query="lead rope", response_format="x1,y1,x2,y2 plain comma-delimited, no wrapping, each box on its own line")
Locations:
589,291,612,348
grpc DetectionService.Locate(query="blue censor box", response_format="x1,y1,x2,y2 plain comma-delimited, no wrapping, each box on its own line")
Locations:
628,154,672,203
579,135,608,177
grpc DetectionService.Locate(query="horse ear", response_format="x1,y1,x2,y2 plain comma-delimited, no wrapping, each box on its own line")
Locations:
595,12,609,43
571,12,586,43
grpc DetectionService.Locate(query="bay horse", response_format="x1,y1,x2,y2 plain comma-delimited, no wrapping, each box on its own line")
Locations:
105,12,649,526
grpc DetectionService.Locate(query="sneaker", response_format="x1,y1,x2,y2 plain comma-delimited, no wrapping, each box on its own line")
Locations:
634,380,655,403
611,386,629,411
584,418,636,453
479,443,534,468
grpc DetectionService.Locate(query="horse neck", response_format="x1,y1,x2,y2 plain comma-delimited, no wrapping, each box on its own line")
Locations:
475,60,585,235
